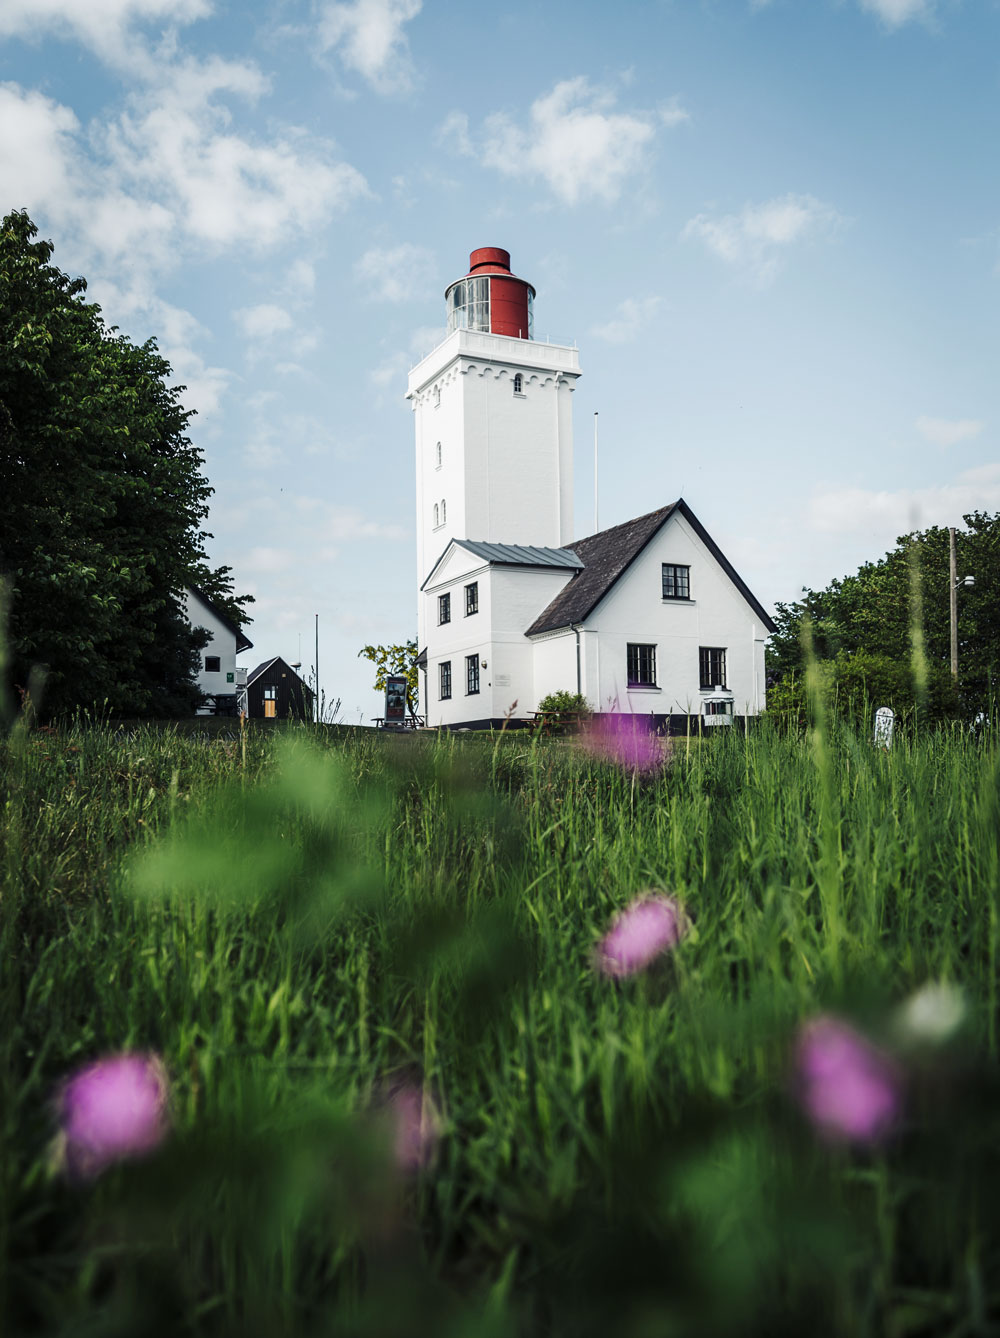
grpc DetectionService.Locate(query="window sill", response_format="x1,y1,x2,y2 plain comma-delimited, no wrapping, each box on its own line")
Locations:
661,597,694,604
627,684,661,692
513,392,526,399
699,687,729,694
466,691,480,697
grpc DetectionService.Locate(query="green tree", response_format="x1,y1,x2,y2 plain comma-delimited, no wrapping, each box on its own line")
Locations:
357,639,419,716
767,515,997,720
0,210,251,717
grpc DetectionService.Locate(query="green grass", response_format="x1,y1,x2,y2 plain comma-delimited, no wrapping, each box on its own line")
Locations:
2,718,1000,1336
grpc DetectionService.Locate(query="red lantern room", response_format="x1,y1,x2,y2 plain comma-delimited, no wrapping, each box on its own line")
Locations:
445,247,535,340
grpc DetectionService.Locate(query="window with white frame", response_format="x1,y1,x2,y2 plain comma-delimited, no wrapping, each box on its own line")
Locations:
465,581,478,615
466,654,480,695
433,502,440,527
513,373,523,394
439,661,452,700
661,564,690,600
627,643,657,687
438,592,450,624
699,647,727,689
434,385,441,407
441,498,446,524
435,441,442,468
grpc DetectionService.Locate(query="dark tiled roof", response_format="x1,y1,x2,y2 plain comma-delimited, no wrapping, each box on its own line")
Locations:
525,499,776,636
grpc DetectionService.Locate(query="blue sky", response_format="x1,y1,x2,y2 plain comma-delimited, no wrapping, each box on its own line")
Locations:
1,0,997,722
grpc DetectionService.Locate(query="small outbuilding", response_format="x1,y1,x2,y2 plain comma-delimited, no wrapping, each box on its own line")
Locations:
245,657,314,721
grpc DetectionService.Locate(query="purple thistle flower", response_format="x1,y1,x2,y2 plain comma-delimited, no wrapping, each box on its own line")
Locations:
580,715,667,773
795,1016,902,1145
596,894,687,978
57,1052,170,1179
386,1083,440,1174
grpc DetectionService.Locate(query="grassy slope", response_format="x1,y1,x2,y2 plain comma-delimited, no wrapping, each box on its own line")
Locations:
2,720,999,1336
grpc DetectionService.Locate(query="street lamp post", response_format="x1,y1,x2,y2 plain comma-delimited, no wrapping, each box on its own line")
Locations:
949,526,975,683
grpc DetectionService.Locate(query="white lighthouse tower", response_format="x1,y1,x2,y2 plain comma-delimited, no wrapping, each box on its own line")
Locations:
408,247,581,651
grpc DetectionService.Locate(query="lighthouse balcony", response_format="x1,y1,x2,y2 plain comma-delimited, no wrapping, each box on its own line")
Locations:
407,326,581,398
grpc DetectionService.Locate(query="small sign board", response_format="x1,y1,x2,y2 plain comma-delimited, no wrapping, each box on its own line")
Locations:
226,672,234,683
385,675,408,724
874,706,894,750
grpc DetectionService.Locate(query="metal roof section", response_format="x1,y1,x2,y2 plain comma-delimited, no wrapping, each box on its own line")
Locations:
420,538,583,590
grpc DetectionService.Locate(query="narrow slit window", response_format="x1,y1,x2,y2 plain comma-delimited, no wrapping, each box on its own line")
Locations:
513,373,523,394
433,503,439,527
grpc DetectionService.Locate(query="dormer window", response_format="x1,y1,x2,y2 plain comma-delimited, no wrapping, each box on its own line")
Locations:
513,373,523,394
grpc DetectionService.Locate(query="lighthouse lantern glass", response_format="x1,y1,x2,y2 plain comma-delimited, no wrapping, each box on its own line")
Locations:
447,276,490,334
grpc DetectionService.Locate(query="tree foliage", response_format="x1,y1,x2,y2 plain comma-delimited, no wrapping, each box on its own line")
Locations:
767,514,999,721
0,211,251,717
357,639,419,715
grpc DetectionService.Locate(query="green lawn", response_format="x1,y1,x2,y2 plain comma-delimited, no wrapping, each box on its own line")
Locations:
2,717,998,1336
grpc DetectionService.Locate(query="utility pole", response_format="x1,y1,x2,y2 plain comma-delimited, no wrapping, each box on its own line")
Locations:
594,411,599,534
315,613,320,722
949,527,958,682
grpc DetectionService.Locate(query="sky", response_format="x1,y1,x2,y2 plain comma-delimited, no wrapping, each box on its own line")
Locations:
1,0,998,724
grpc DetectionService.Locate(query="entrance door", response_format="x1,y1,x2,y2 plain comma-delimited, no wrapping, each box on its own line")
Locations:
264,686,277,718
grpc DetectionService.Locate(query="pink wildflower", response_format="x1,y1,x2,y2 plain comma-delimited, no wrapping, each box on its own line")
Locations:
57,1052,170,1179
795,1016,902,1145
580,715,667,773
596,894,687,977
386,1083,440,1174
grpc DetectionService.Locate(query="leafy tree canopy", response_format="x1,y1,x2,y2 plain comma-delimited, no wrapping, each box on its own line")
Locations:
0,211,251,717
357,640,419,715
767,514,999,719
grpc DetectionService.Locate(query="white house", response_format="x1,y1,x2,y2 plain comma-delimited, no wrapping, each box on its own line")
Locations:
409,248,774,732
183,586,253,715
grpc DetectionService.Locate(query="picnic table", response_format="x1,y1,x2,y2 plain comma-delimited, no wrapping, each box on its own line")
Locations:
374,715,425,730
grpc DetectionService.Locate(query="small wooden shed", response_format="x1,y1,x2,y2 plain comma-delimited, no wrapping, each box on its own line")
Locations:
245,657,314,721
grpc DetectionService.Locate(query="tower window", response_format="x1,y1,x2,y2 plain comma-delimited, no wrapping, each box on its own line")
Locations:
434,385,441,407
433,503,440,528
435,441,442,468
513,373,523,394
441,498,446,524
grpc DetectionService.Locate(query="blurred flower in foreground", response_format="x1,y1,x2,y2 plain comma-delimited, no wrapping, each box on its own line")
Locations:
795,1016,901,1145
596,894,687,978
894,980,966,1047
386,1082,440,1174
56,1052,170,1180
579,715,667,773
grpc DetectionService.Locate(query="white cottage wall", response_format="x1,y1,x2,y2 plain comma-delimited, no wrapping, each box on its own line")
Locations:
183,590,238,709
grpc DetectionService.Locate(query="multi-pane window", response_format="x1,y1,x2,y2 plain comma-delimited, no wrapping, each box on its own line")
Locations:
627,643,657,687
204,655,221,673
513,373,523,393
466,654,480,695
699,647,727,689
439,661,452,700
465,582,478,615
661,564,690,600
438,592,450,624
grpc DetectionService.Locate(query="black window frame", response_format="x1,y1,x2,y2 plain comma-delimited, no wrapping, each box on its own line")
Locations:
513,373,523,394
699,647,727,690
204,655,221,673
465,581,479,616
466,654,480,695
661,563,690,600
626,642,657,688
439,660,452,700
438,592,451,625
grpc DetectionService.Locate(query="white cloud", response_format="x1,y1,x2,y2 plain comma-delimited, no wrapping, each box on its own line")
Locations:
355,243,436,302
235,303,294,340
683,193,843,284
0,0,211,67
317,0,422,94
0,83,82,217
858,0,933,29
809,464,1000,537
450,77,678,206
590,296,661,344
915,416,984,447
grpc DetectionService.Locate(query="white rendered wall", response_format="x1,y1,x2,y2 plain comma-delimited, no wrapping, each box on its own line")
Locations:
183,590,238,708
421,549,575,726
409,328,580,653
532,512,768,720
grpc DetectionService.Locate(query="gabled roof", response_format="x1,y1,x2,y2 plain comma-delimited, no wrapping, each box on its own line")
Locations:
187,585,254,652
525,499,776,636
420,538,583,590
246,656,311,690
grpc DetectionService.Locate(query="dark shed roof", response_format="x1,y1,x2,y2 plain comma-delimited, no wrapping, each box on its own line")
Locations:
525,499,776,636
420,538,583,590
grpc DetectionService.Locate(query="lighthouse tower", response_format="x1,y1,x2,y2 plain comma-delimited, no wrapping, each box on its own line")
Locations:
407,247,581,648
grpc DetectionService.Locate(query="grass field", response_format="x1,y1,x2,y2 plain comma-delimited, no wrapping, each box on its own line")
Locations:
2,715,999,1336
